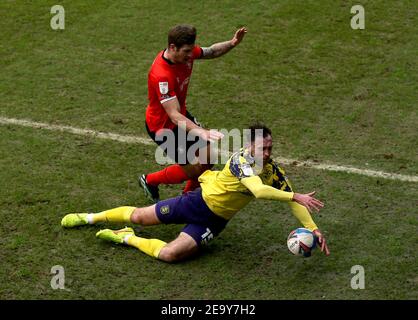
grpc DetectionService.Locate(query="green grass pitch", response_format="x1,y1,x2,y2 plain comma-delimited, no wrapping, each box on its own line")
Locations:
0,1,417,299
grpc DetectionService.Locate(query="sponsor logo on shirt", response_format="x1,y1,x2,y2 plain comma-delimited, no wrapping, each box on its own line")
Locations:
178,77,190,92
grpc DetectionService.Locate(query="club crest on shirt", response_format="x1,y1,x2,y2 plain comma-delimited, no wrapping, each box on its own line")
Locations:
159,82,169,94
160,205,170,215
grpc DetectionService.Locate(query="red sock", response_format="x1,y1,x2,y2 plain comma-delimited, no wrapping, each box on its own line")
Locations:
183,179,200,193
146,164,188,186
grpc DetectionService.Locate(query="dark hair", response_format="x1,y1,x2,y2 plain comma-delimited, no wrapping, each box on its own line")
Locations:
248,123,272,143
168,24,197,48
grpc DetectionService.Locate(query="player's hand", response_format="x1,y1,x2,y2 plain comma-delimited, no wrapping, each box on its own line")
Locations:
313,229,330,256
231,27,247,47
196,128,224,143
292,191,324,213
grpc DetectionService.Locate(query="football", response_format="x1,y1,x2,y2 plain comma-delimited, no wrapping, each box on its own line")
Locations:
287,228,317,257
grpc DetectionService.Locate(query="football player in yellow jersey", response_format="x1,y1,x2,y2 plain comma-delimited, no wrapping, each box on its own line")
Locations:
61,124,330,262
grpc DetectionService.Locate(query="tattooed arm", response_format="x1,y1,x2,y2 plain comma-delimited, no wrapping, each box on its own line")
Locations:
201,27,247,59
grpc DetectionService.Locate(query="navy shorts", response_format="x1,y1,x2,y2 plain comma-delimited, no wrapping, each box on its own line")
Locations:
145,111,208,165
155,188,228,247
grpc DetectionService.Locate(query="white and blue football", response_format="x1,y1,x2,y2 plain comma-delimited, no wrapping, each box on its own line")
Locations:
287,228,317,257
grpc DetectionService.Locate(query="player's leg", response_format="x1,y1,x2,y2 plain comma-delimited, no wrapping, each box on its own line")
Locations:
61,205,161,228
96,190,226,262
182,177,201,193
96,227,168,259
181,139,215,193
93,195,200,262
181,163,213,192
131,191,212,261
130,205,161,225
157,232,198,262
140,116,215,200
142,161,212,198
96,220,223,262
140,126,189,202
180,131,215,193
158,221,223,262
95,229,197,262
141,164,188,197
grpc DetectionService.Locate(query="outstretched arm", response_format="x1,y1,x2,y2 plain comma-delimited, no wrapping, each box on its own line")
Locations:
201,27,247,59
241,176,324,212
241,176,330,255
289,196,330,255
162,98,224,142
288,201,318,231
241,175,294,201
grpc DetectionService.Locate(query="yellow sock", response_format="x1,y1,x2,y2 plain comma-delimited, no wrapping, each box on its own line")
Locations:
90,206,135,224
126,235,166,259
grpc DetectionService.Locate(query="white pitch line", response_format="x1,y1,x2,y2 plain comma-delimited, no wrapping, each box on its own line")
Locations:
275,157,418,183
0,116,154,146
1,116,417,183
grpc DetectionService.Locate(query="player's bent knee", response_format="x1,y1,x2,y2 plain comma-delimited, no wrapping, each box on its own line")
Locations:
158,239,199,263
159,246,197,262
130,208,143,224
131,206,160,226
158,247,183,263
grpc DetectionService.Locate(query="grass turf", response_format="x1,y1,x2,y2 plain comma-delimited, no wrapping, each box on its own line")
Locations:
0,0,417,299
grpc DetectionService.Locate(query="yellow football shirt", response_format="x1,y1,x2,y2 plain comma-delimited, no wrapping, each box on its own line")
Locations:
199,148,293,220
